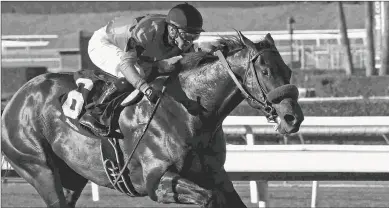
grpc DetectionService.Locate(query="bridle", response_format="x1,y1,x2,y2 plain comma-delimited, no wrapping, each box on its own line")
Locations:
215,49,278,123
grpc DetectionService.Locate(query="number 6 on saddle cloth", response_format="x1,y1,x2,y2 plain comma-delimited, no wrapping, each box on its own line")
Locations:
59,69,138,138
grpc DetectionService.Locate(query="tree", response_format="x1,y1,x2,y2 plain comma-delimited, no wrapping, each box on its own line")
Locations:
365,2,375,76
338,2,354,75
379,2,389,75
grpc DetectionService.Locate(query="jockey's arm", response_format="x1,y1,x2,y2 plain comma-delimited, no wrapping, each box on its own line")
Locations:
119,49,150,93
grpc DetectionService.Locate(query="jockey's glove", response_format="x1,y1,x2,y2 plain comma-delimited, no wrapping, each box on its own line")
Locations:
144,87,162,104
138,80,162,104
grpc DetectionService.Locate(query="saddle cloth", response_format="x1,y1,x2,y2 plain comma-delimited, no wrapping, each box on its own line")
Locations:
59,69,132,138
58,69,140,196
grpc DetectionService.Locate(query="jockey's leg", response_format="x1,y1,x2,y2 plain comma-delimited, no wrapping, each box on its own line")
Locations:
87,25,140,103
78,81,118,136
79,30,145,136
79,78,132,136
88,26,124,77
79,28,123,135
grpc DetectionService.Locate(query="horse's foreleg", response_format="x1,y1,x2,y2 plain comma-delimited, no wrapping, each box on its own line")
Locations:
150,170,214,207
62,181,88,207
55,156,89,208
210,168,247,208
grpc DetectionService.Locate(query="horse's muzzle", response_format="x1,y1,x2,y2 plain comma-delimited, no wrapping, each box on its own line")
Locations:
273,97,304,135
266,84,299,104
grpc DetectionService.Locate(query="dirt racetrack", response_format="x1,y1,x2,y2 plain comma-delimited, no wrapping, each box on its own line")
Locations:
2,180,389,207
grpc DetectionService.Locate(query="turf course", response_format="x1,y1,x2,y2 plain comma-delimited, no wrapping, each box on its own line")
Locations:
2,180,389,207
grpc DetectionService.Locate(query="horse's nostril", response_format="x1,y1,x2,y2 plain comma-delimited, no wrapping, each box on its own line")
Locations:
284,114,296,125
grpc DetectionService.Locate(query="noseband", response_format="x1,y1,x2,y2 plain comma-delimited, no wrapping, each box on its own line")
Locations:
215,49,277,123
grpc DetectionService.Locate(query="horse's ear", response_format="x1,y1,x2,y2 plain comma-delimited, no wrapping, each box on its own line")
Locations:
265,33,275,45
236,30,256,50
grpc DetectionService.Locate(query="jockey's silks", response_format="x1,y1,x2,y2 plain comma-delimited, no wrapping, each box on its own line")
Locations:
105,14,183,61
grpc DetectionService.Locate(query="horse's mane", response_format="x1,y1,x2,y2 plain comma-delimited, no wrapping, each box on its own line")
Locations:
177,34,273,71
176,35,245,71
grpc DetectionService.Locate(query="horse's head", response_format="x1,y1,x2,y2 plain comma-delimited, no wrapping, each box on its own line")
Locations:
234,31,304,134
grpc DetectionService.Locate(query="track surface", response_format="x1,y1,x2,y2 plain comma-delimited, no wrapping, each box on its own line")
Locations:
2,180,389,207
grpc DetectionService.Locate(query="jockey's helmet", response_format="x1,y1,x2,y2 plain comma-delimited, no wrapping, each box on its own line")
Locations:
166,3,204,34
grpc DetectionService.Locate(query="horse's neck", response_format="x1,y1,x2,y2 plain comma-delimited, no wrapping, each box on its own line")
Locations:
177,52,246,125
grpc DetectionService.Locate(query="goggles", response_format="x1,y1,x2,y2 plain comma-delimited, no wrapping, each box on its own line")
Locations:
177,31,200,43
170,24,201,44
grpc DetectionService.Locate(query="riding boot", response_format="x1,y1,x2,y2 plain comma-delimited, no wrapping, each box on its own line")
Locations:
79,82,118,136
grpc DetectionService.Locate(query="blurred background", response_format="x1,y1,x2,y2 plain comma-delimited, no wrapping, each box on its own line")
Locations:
2,1,388,109
1,1,389,208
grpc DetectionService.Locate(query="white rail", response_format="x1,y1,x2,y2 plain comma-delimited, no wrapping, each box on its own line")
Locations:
224,116,389,127
1,58,60,63
223,116,389,139
1,34,58,40
196,29,366,45
201,29,365,36
298,96,389,102
1,34,58,51
225,145,389,173
2,40,50,48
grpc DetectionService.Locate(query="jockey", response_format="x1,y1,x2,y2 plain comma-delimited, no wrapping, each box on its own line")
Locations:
79,3,204,135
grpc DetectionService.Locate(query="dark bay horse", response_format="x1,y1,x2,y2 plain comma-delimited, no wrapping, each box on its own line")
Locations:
1,32,303,208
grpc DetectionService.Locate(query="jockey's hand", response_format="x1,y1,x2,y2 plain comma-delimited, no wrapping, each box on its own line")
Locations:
144,87,162,104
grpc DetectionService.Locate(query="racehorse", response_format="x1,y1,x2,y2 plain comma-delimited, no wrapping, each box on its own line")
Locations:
1,31,304,208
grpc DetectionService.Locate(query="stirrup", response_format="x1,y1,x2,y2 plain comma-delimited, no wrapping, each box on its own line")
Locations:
98,83,118,104
121,89,142,106
79,113,109,136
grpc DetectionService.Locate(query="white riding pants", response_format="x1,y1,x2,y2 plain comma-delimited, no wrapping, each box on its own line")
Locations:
87,26,145,78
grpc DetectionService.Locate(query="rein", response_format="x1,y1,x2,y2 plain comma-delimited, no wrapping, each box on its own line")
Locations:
215,50,276,122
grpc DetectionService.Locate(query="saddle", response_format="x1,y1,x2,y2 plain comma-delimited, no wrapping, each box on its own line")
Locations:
60,69,135,137
59,69,143,196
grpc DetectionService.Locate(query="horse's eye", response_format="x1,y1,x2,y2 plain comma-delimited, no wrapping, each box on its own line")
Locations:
262,69,269,76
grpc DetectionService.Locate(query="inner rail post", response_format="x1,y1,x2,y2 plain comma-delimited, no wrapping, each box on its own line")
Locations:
245,126,269,208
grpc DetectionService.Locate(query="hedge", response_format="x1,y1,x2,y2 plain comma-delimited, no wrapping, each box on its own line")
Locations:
291,68,366,87
311,75,389,97
1,67,47,95
291,69,389,97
